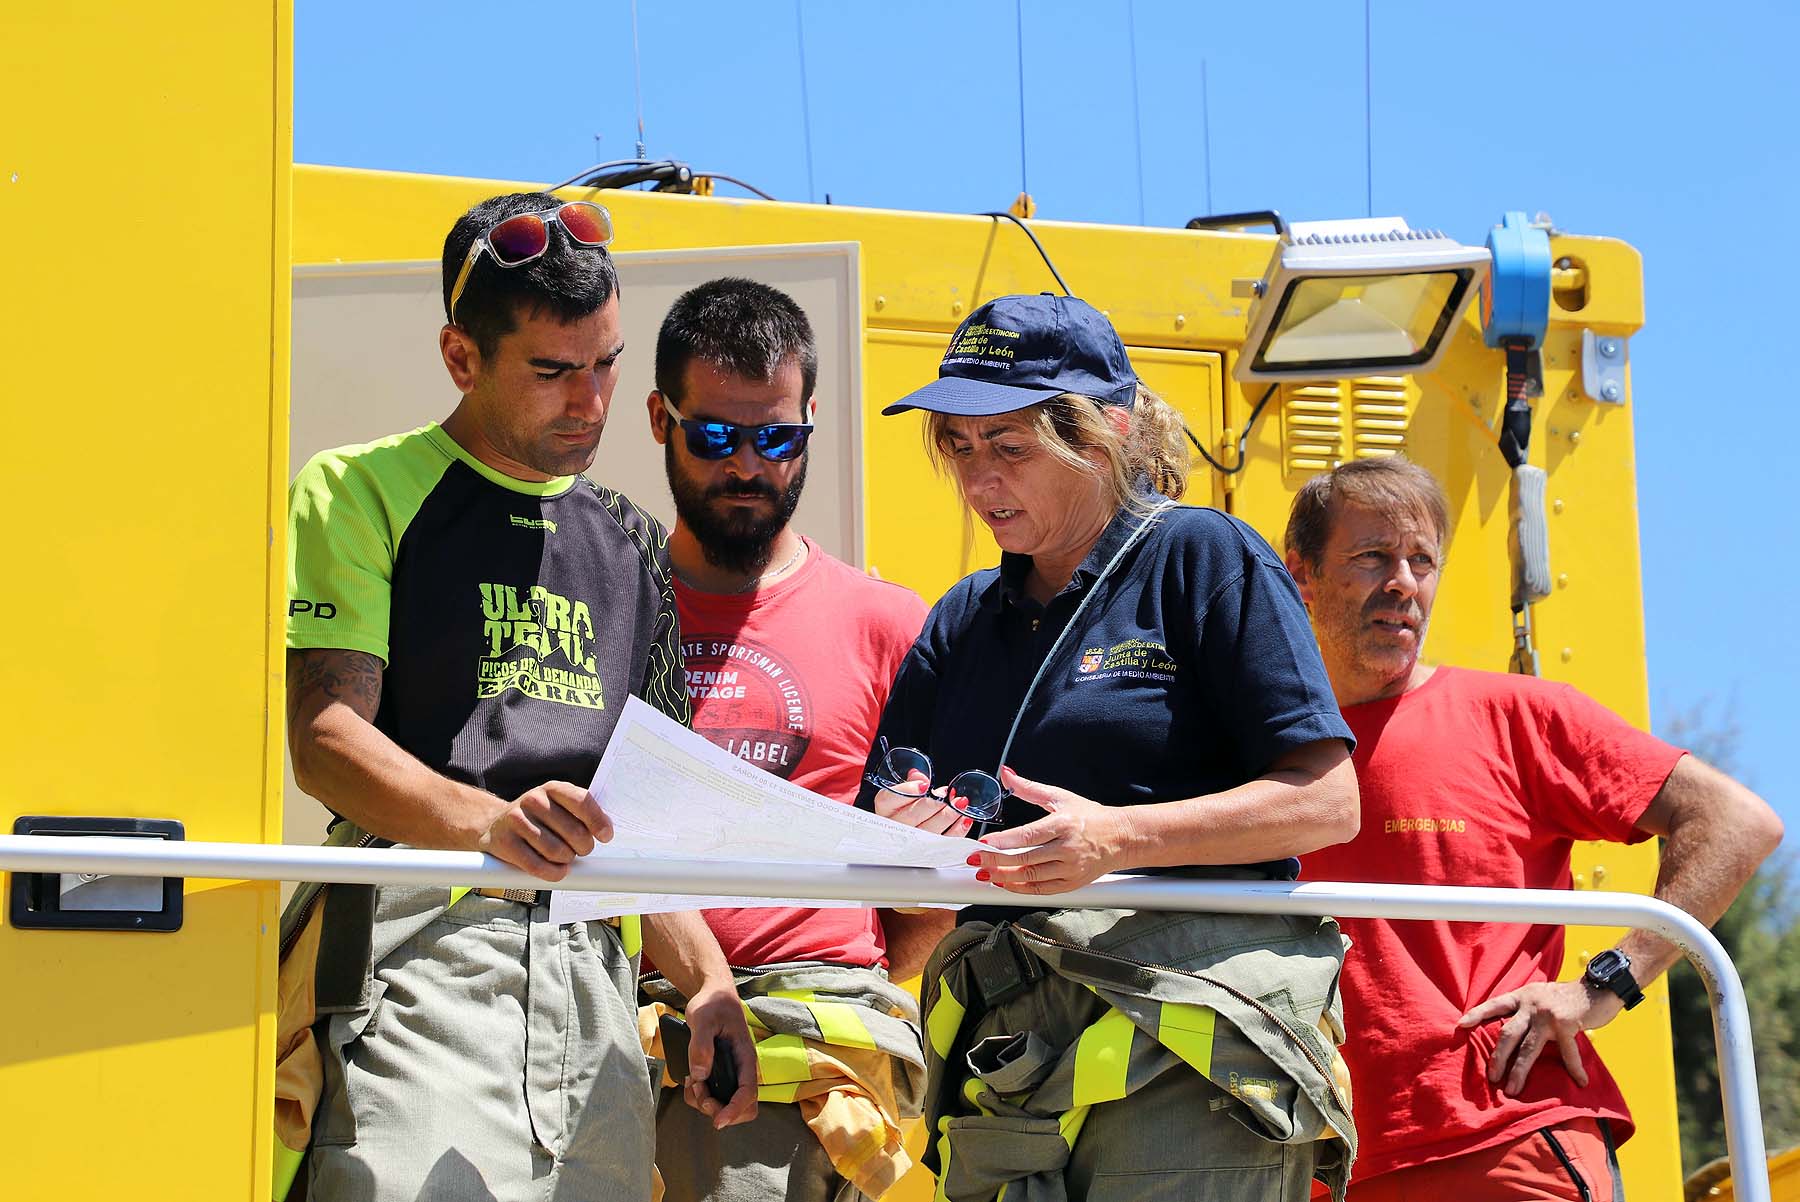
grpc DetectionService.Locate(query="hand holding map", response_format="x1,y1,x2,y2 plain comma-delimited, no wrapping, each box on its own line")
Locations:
549,697,980,922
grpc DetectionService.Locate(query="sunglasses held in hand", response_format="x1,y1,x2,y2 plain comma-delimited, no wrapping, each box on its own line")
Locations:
865,737,1009,836
449,201,614,324
660,394,814,462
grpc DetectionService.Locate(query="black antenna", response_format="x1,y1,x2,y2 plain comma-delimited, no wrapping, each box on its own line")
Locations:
1201,59,1214,214
1127,0,1146,225
1364,0,1373,217
795,0,817,203
1014,0,1029,200
978,211,1072,296
631,0,648,161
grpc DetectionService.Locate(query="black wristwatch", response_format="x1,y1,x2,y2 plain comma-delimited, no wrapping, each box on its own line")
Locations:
1583,949,1644,1010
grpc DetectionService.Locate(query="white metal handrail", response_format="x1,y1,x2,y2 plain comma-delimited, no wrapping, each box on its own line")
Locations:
0,835,1769,1202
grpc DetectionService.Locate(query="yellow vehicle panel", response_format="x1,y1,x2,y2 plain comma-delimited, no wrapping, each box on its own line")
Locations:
0,3,1684,1185
291,164,1676,1196
0,1,291,1197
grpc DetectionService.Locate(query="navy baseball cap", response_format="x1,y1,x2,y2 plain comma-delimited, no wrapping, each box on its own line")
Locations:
882,293,1140,416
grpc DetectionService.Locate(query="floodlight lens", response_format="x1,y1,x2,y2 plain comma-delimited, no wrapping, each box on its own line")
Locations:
1257,271,1467,370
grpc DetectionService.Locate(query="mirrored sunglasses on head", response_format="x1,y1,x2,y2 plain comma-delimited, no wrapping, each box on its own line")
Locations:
660,393,814,462
865,737,1008,838
449,200,614,325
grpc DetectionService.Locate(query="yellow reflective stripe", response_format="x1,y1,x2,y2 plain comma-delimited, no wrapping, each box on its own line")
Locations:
759,1081,803,1103
272,1140,305,1201
448,886,471,908
1058,1102,1092,1148
926,978,965,1058
1157,1001,1216,1076
1071,1009,1134,1106
756,1033,811,1084
805,1000,878,1049
620,914,642,958
933,1117,956,1202
756,988,880,1050
962,1074,985,1109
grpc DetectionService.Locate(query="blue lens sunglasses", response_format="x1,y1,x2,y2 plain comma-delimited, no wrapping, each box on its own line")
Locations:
661,394,814,462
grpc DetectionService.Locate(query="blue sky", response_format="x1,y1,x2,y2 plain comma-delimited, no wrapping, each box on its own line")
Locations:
297,0,1798,836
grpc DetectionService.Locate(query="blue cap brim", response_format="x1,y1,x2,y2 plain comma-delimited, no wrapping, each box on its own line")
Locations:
880,374,1066,417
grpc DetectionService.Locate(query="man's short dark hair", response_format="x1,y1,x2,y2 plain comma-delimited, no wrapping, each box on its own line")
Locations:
1285,456,1451,567
655,278,818,405
442,192,619,357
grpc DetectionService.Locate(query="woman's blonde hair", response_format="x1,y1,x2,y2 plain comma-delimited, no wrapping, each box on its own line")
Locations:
924,384,1192,512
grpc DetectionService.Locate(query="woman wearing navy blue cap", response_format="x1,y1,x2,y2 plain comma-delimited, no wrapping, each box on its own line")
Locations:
858,294,1362,1201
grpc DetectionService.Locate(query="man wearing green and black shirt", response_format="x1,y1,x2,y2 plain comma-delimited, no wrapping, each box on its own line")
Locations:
286,192,756,1202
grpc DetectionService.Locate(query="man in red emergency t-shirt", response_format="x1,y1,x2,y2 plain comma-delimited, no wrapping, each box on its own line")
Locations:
1284,457,1781,1202
642,278,944,1202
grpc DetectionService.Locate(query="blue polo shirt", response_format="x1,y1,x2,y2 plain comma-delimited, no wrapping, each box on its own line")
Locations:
856,498,1352,883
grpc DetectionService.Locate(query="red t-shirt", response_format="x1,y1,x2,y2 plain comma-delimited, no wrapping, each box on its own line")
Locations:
1301,667,1685,1183
674,539,926,969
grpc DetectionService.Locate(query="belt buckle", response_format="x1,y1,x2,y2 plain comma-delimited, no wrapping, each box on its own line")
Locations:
474,887,547,905
466,889,624,924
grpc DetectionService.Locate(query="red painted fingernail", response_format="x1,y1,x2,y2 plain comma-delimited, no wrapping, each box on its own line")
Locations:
975,869,991,882
966,853,982,866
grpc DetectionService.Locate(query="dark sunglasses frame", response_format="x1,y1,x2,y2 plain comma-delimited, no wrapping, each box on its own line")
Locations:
864,737,1009,836
660,393,814,462
448,201,614,325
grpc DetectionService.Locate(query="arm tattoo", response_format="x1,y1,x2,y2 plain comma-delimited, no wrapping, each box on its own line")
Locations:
287,648,384,725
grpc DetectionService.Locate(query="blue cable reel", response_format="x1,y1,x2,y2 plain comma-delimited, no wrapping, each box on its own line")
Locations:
1483,210,1553,351
1482,212,1556,674
1483,212,1553,470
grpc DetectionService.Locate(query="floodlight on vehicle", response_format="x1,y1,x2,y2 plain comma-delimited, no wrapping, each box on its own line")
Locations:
1233,217,1490,382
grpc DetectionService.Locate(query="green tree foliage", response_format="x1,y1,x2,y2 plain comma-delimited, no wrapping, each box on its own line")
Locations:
1658,701,1799,1172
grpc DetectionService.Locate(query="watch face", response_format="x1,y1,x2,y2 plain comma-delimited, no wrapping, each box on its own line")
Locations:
1588,949,1629,981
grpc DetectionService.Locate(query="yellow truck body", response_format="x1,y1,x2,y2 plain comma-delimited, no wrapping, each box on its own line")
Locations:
0,1,1686,1197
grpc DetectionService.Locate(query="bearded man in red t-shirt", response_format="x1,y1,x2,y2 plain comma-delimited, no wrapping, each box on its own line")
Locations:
640,277,946,1202
1282,456,1780,1202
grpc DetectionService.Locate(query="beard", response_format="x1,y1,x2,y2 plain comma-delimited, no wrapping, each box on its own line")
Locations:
665,439,808,576
1329,590,1428,680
